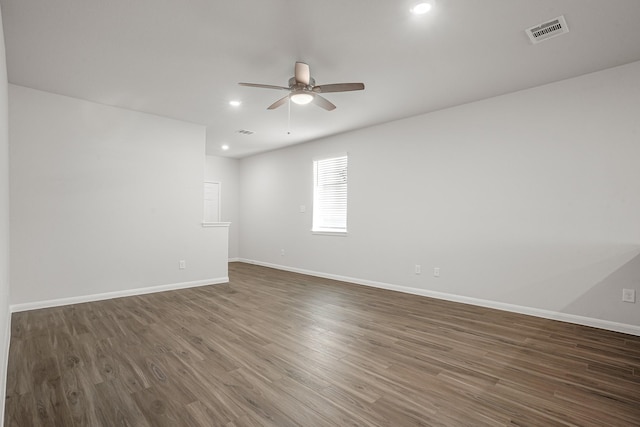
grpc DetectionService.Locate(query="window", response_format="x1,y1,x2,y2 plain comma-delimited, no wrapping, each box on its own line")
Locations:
313,154,348,234
203,181,221,223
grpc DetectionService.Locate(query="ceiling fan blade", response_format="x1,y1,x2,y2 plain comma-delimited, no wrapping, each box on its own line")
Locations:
267,95,290,110
312,94,336,111
294,62,310,86
313,83,365,93
239,82,289,90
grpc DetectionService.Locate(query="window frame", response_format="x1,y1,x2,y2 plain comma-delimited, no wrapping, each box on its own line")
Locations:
312,153,348,236
203,181,221,223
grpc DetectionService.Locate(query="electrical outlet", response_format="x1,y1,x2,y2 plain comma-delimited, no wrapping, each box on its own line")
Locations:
622,288,636,303
179,260,186,270
299,205,306,213
415,265,421,275
434,267,440,277
281,249,285,256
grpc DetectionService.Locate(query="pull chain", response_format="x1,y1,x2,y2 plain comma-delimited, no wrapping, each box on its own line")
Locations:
287,96,291,135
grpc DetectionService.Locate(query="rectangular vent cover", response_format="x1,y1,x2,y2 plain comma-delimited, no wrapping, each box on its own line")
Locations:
526,15,569,44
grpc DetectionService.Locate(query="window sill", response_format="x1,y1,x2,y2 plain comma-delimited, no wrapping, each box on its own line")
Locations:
311,230,348,237
201,222,231,227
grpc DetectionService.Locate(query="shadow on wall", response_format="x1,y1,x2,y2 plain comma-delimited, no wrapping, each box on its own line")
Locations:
562,251,640,326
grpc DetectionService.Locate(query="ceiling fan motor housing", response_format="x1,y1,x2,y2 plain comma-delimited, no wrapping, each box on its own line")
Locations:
288,77,315,90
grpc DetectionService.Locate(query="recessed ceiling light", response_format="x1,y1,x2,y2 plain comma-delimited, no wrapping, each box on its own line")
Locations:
229,100,241,107
410,2,432,15
221,144,229,150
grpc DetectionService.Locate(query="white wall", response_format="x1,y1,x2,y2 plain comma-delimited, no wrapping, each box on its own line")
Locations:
239,60,640,330
0,5,11,421
205,155,240,259
9,85,228,307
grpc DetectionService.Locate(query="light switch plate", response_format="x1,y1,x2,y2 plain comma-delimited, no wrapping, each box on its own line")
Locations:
622,288,636,303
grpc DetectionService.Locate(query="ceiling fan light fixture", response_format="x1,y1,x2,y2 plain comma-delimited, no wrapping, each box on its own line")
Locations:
239,62,363,111
410,2,432,15
290,92,314,105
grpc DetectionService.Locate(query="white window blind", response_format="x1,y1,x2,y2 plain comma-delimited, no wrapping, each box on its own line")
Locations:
203,182,221,223
313,154,348,233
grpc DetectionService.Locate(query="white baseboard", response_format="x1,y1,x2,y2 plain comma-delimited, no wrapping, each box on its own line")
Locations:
238,258,640,337
228,257,241,262
10,277,229,313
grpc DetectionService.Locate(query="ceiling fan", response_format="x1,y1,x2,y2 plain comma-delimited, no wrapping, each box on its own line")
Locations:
239,62,365,111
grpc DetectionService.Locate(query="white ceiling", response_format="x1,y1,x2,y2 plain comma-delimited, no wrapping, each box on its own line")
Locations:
2,0,640,158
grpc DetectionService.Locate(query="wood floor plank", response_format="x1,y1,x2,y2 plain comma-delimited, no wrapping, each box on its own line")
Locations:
5,262,640,426
167,357,247,424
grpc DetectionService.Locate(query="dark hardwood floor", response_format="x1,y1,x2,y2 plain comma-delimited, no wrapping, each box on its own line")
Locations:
4,262,640,426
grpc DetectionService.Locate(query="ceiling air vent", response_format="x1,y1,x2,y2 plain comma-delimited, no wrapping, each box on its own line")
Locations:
526,15,569,44
237,129,255,135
